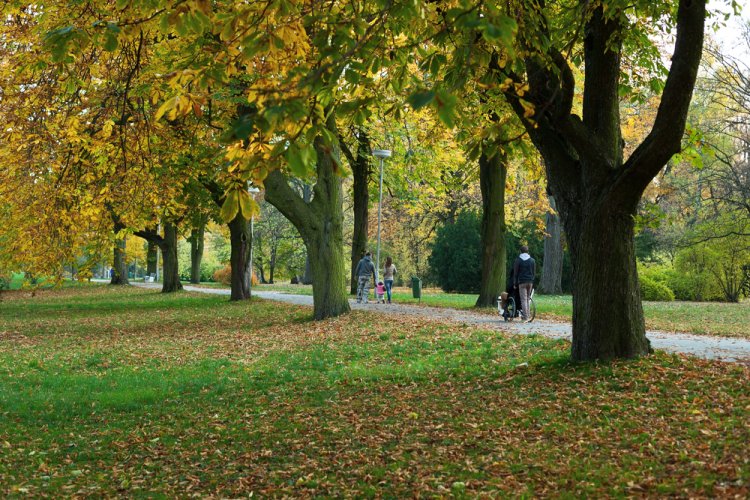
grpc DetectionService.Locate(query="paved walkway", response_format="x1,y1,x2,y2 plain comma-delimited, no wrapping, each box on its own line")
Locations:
132,283,750,364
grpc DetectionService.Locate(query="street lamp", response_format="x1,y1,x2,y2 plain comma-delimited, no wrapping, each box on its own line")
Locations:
248,186,260,293
372,149,391,277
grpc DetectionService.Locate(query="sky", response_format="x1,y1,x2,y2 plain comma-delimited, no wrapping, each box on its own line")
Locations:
708,0,750,58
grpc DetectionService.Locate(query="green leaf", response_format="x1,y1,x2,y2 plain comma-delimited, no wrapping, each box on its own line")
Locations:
285,144,307,177
407,90,435,110
435,90,457,128
103,32,118,52
238,190,257,220
220,191,240,223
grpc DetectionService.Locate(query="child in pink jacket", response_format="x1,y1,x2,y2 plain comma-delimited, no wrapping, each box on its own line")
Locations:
375,282,386,303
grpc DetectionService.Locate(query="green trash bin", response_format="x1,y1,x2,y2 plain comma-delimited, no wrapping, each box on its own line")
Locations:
411,276,422,300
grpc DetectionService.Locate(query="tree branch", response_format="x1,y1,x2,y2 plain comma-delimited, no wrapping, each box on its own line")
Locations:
617,0,707,204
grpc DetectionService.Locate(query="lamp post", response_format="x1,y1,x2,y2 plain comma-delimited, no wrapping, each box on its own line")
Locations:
372,149,391,277
248,187,260,293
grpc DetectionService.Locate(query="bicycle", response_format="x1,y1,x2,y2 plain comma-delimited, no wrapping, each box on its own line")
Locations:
497,288,536,322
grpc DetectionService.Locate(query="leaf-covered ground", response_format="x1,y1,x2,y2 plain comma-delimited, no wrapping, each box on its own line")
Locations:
1,285,748,497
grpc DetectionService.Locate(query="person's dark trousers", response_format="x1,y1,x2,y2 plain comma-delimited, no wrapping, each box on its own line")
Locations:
384,279,393,303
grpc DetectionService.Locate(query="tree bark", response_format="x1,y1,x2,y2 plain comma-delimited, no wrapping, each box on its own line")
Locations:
110,234,129,285
539,195,563,294
189,224,205,284
264,111,351,320
475,149,507,307
160,222,183,293
146,241,157,276
342,129,372,295
562,201,650,360
228,214,252,301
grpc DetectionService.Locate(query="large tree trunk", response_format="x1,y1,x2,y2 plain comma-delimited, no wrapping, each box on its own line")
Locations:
228,214,252,301
159,222,183,293
539,195,563,294
146,241,158,276
264,111,351,320
110,235,129,285
475,149,507,307
562,202,650,360
342,129,372,295
189,225,205,284
306,218,349,319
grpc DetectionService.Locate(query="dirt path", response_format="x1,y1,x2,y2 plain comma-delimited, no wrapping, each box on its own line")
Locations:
132,283,750,364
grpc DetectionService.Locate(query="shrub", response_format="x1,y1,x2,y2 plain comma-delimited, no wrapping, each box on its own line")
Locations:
211,265,259,286
428,212,482,293
639,275,675,301
638,264,672,285
213,265,232,285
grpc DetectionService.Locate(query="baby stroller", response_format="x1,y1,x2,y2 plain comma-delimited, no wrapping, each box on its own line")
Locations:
498,288,522,321
497,271,523,321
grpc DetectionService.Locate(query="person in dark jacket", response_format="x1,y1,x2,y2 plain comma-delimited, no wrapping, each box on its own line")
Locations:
354,251,377,303
513,245,536,322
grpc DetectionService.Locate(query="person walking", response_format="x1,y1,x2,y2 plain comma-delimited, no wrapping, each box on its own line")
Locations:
513,245,536,322
354,251,377,303
383,256,397,304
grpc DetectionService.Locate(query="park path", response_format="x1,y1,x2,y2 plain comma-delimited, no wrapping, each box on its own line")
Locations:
131,283,750,364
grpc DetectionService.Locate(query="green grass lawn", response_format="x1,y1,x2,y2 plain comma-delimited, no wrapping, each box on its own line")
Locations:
0,285,747,497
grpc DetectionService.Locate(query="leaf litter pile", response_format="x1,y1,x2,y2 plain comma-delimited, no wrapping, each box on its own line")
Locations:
0,285,747,497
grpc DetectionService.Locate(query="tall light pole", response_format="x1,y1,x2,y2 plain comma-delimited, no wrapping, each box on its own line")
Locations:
372,149,391,277
248,186,260,294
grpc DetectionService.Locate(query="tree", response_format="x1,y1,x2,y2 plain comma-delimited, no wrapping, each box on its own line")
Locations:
539,196,563,294
494,0,708,360
135,223,183,293
264,112,351,320
340,128,373,295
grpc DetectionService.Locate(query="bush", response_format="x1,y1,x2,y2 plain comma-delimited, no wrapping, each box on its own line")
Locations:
213,265,232,285
211,265,258,286
179,260,222,282
428,212,482,293
639,275,675,301
638,264,672,285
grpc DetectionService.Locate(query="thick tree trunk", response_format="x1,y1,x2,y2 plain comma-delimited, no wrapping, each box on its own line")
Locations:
110,236,129,285
561,201,650,360
228,214,252,301
539,195,563,294
475,150,507,307
159,222,183,293
307,220,349,320
189,225,205,284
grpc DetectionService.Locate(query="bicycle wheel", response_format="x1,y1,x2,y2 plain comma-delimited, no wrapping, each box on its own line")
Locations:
528,298,536,322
